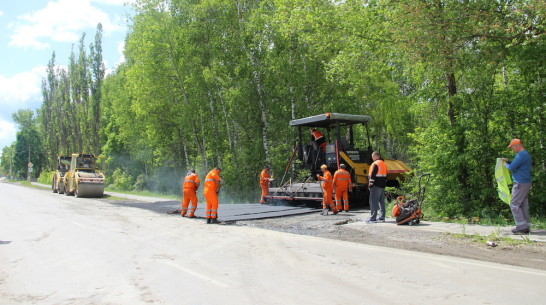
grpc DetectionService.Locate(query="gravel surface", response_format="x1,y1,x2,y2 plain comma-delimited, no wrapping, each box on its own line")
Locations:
235,210,546,270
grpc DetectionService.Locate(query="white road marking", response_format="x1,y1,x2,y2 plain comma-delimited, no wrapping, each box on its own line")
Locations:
162,260,231,288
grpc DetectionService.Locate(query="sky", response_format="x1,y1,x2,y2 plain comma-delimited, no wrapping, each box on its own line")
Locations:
0,0,135,155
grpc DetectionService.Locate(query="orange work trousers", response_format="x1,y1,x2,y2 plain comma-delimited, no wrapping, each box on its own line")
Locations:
322,189,336,212
260,183,269,203
181,189,198,217
335,188,349,211
204,191,219,219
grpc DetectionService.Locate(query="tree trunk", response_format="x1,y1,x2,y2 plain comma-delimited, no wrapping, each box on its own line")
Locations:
208,90,222,168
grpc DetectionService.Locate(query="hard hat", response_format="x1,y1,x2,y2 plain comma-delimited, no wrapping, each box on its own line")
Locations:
321,164,327,169
340,164,346,169
508,138,522,148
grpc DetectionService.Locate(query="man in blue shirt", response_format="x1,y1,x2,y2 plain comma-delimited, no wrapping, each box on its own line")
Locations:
503,139,532,234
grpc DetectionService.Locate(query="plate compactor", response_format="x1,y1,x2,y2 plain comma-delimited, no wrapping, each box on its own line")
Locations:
391,174,430,225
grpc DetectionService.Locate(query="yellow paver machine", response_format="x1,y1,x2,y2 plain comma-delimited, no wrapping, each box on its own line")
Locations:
266,113,411,207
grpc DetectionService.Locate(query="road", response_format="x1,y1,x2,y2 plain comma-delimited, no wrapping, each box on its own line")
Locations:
1,182,545,305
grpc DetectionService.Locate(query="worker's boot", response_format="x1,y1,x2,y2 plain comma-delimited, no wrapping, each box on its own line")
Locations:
188,213,195,218
207,218,211,224
210,218,220,224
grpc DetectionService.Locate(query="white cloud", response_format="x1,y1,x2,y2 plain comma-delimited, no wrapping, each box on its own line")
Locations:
0,119,17,150
0,10,4,17
0,66,46,108
92,0,132,5
8,0,123,49
116,40,126,65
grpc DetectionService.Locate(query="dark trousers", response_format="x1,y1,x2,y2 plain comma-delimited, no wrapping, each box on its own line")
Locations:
369,187,385,221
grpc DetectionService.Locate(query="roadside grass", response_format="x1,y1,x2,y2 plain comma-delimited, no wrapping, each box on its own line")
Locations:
20,181,49,190
424,215,546,230
101,194,130,201
103,187,179,200
446,226,538,247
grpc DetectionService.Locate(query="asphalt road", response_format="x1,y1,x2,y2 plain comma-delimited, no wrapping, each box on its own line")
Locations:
1,182,545,305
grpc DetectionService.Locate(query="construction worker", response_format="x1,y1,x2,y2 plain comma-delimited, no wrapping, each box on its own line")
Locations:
366,151,388,223
503,139,532,234
310,128,327,152
260,165,273,204
317,164,338,215
204,167,222,224
181,170,200,218
333,164,352,212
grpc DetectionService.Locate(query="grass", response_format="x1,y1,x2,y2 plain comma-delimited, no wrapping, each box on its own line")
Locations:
20,181,50,190
447,229,537,247
422,215,546,230
103,187,179,200
101,194,130,201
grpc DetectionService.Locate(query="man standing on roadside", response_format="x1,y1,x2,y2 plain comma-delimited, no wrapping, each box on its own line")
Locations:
181,170,200,218
204,167,222,224
503,139,532,234
260,165,273,204
333,164,352,212
317,164,338,215
366,151,387,223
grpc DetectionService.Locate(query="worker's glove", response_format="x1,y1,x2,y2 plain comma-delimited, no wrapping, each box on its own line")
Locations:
269,178,275,181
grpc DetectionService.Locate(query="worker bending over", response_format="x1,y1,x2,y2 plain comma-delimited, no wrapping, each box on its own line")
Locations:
333,164,352,212
260,165,273,204
181,170,200,218
310,128,327,152
317,164,338,215
204,167,222,224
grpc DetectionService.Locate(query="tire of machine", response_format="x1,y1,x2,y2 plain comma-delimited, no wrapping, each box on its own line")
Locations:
52,178,58,193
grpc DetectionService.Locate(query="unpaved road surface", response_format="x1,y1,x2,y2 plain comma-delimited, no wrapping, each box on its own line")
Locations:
1,182,545,305
237,212,546,271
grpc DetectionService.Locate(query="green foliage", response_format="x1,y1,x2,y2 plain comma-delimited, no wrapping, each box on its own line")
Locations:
110,168,135,191
29,0,545,217
37,170,54,185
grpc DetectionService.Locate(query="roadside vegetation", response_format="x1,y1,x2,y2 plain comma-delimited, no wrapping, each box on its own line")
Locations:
1,0,544,222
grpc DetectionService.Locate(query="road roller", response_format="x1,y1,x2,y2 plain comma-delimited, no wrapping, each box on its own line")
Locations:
63,153,105,198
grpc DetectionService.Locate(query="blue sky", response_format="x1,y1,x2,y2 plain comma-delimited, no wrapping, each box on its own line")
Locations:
0,0,135,154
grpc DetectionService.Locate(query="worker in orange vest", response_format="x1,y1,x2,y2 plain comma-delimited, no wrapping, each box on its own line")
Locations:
310,128,327,152
333,164,352,212
317,164,338,215
204,167,222,224
366,151,388,223
260,165,273,203
181,169,200,218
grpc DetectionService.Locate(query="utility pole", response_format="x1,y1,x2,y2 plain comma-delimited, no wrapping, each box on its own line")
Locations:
9,147,13,180
27,143,30,182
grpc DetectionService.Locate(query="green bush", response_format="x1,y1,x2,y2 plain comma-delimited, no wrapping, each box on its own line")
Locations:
37,170,54,185
111,168,134,191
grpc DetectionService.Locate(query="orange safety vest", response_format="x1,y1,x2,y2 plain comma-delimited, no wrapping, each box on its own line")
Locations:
319,171,333,191
369,159,387,187
260,169,270,185
333,169,352,189
204,169,221,194
183,173,200,191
